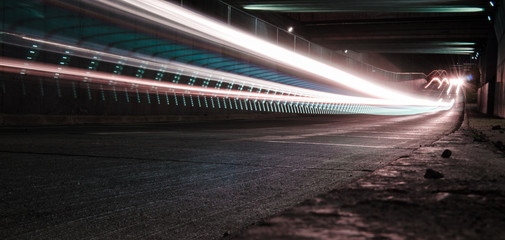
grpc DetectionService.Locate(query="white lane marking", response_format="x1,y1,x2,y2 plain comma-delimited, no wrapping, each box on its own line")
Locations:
266,140,406,149
346,135,419,140
243,134,419,141
91,131,181,135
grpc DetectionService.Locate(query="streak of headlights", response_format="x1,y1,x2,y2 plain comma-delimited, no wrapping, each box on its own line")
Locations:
2,55,455,112
1,32,453,111
79,0,450,108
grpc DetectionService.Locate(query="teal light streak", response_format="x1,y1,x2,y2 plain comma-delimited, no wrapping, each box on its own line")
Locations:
243,5,484,13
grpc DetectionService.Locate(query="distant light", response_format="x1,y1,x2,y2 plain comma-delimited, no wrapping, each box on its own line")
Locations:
488,16,492,21
344,50,348,54
450,78,464,86
287,26,293,33
490,1,495,7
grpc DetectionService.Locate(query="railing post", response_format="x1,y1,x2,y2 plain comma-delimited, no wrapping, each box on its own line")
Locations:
227,5,231,25
276,28,279,44
294,35,296,51
254,18,258,35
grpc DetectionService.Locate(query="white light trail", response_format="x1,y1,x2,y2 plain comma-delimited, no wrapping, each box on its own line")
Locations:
1,1,458,115
12,33,317,98
425,77,449,89
0,56,453,113
0,57,303,102
91,0,445,107
425,75,464,96
2,32,453,110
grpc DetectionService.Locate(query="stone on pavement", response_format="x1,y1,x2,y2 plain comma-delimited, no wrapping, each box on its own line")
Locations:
424,168,444,179
441,149,452,158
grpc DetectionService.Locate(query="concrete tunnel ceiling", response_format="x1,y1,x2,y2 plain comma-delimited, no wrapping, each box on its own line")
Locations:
221,0,496,72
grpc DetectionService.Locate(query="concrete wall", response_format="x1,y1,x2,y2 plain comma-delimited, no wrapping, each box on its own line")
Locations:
478,0,505,117
402,78,429,93
362,53,402,73
479,82,492,114
494,0,505,117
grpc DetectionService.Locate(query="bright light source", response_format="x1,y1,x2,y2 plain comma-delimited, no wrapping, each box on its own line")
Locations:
450,78,464,86
490,1,495,7
287,26,293,33
344,50,348,54
488,16,492,21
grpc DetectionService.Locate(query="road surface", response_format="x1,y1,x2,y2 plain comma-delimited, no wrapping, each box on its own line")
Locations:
0,107,462,239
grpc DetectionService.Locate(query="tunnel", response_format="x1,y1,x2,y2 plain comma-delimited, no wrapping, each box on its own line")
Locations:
1,0,504,239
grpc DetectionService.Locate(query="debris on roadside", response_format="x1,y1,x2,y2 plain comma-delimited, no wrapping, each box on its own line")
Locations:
494,141,505,151
473,132,487,142
424,168,444,179
441,149,452,158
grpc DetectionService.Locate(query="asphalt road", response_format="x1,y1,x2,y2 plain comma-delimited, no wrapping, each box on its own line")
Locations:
0,108,462,239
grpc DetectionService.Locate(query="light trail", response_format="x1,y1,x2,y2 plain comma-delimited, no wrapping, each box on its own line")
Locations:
425,78,442,88
0,1,458,115
6,32,321,98
0,32,453,111
425,77,449,89
0,56,453,114
0,57,306,102
87,0,446,107
424,75,464,96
